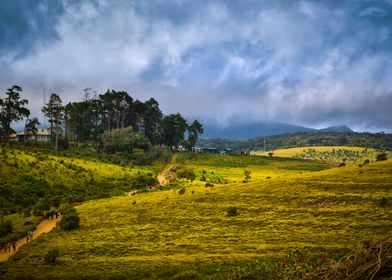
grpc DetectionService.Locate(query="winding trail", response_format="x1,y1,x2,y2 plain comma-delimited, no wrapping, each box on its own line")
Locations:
157,154,177,186
0,218,60,262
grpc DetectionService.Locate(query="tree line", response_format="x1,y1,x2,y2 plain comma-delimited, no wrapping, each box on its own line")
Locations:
0,85,203,152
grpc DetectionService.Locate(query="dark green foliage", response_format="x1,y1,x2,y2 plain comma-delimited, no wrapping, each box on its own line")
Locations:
379,197,388,208
205,182,214,187
0,85,30,142
43,249,60,264
185,120,203,151
198,132,392,151
363,159,370,164
60,207,80,230
162,113,188,148
244,170,251,181
23,208,31,217
178,188,186,195
227,207,238,217
176,168,196,181
132,173,158,189
338,162,346,167
376,153,388,161
0,220,13,237
102,126,151,154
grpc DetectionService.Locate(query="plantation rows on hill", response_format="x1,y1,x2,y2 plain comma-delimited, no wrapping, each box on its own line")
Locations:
252,146,391,163
198,131,392,151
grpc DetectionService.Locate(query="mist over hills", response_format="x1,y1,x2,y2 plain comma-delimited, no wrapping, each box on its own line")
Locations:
202,122,353,139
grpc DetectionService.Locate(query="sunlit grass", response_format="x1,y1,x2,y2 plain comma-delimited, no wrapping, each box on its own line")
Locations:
2,153,391,279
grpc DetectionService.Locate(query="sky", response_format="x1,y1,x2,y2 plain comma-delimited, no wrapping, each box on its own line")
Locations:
0,0,392,132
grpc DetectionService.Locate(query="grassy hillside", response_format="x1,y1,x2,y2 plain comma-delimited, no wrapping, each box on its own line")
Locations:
198,131,392,151
251,146,388,163
0,145,161,215
1,154,391,279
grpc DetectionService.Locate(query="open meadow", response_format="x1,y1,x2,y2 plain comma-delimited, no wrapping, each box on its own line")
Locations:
1,152,391,279
251,146,390,163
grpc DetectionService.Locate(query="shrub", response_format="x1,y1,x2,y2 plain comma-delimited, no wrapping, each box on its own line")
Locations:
132,173,159,189
44,249,60,264
227,207,238,217
205,182,214,188
176,168,196,181
60,208,80,230
338,162,346,167
376,153,388,161
379,197,388,208
0,220,13,237
363,159,370,164
24,208,31,217
178,188,186,195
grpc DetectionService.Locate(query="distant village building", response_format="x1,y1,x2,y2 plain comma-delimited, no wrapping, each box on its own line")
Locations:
10,128,51,142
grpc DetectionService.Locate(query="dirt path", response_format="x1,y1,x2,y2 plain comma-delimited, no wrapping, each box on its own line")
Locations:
0,218,60,262
157,154,177,186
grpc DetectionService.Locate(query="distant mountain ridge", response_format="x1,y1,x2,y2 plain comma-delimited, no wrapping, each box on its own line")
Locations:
202,122,353,139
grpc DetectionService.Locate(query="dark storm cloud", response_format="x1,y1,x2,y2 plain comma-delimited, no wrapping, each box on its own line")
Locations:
0,0,391,131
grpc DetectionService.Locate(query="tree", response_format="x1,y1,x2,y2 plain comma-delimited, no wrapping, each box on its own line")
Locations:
24,117,41,141
99,90,133,131
0,85,30,141
42,93,64,150
186,120,203,151
142,98,163,145
162,113,188,149
102,126,150,154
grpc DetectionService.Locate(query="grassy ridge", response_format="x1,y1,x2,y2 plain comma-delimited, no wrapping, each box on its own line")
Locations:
0,146,159,215
1,154,391,279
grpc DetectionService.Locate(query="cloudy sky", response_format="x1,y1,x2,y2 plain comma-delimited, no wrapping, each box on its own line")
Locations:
1,0,392,132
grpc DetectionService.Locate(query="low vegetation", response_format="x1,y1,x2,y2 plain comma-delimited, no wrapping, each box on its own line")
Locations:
1,152,390,279
252,146,390,163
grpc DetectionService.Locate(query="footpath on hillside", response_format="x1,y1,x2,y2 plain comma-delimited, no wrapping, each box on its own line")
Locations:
0,218,60,262
157,154,177,186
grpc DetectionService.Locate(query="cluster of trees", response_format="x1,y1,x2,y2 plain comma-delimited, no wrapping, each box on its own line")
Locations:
0,86,203,152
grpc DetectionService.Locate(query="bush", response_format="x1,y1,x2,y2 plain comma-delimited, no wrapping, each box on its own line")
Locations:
178,188,186,195
205,182,214,188
24,208,31,217
60,208,80,230
379,197,388,208
176,168,196,181
44,249,60,264
227,207,238,217
338,162,346,167
363,159,370,164
0,220,13,237
376,153,388,161
132,173,159,189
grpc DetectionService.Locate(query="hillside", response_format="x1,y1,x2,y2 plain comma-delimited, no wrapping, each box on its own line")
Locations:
0,144,162,215
1,154,391,279
202,122,353,139
198,131,392,151
251,146,390,163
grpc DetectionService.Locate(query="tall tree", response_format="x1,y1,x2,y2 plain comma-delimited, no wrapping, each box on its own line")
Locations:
186,120,203,151
24,117,41,141
99,90,133,131
42,93,63,150
143,98,163,145
162,113,188,149
0,85,30,141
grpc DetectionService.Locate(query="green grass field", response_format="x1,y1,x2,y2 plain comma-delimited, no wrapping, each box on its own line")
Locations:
1,152,391,279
